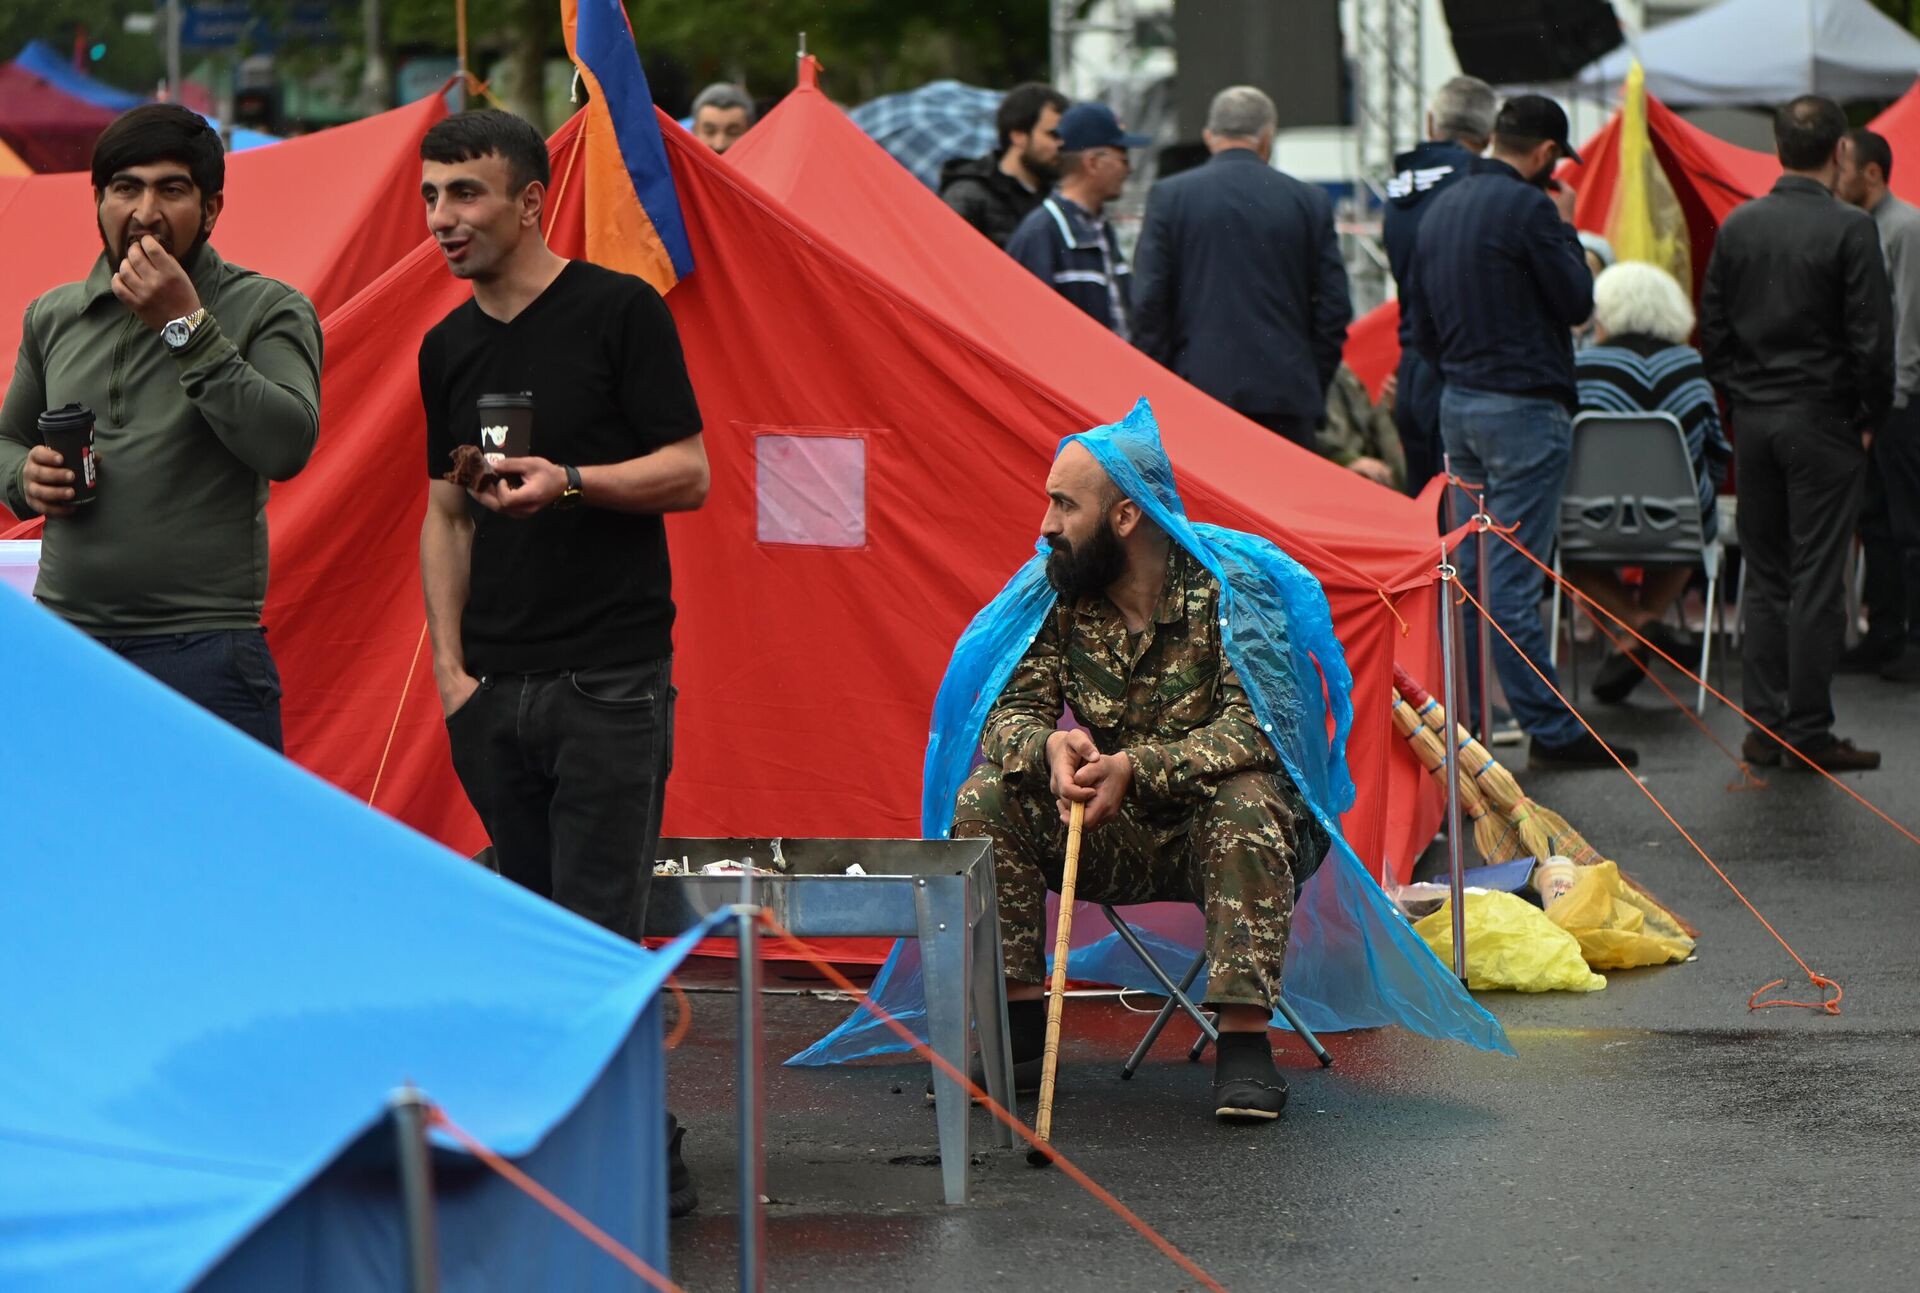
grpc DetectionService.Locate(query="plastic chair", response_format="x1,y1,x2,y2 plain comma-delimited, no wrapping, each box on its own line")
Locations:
1098,904,1332,1077
1546,412,1723,713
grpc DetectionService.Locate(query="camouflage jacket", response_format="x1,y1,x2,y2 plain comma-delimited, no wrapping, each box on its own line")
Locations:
981,547,1278,809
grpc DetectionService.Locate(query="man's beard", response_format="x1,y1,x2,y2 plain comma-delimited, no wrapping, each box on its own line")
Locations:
1046,518,1126,600
98,209,211,265
1022,144,1061,186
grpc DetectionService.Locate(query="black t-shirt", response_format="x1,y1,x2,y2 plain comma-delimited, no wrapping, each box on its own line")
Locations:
420,260,701,673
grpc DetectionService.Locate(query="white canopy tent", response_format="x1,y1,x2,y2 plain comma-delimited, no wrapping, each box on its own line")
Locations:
1581,0,1920,106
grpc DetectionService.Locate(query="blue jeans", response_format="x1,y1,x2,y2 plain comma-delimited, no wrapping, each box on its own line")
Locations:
99,629,285,752
1439,386,1582,746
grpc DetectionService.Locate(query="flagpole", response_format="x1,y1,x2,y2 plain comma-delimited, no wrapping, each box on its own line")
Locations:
455,0,469,110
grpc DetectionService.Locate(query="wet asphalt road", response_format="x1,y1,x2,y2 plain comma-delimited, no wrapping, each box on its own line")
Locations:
665,666,1920,1292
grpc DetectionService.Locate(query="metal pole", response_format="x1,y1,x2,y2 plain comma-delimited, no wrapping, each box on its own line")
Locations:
165,0,182,101
733,891,765,1293
389,1084,439,1293
1474,484,1493,744
454,0,469,111
1437,538,1469,984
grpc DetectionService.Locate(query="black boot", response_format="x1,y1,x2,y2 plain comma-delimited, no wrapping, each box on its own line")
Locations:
667,1113,698,1218
1212,1030,1288,1123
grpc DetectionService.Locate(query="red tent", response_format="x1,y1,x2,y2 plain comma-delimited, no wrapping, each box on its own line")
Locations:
724,64,1447,881
0,92,449,522
254,97,1448,892
0,61,119,173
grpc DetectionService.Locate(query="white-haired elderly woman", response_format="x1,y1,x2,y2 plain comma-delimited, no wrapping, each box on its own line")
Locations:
1574,260,1733,704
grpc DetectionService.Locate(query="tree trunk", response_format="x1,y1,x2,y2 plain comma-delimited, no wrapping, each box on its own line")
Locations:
502,0,552,131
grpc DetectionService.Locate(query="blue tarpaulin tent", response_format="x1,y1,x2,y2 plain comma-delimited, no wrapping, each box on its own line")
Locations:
0,588,704,1292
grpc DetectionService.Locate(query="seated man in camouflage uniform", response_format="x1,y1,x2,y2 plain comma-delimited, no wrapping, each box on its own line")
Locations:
953,441,1324,1122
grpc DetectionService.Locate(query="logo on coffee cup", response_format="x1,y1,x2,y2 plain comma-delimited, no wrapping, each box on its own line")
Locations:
481,424,508,465
81,448,96,487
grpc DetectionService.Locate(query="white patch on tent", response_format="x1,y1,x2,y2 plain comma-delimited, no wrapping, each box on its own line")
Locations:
753,430,870,548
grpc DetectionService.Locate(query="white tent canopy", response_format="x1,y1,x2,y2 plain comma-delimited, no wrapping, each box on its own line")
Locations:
1581,0,1920,106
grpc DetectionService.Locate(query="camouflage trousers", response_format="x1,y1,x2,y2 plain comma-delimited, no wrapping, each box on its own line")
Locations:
952,765,1303,1010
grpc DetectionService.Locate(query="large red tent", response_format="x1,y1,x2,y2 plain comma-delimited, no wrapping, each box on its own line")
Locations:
0,60,120,173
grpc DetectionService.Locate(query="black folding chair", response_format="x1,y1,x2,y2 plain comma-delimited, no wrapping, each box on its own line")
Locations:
1099,904,1332,1078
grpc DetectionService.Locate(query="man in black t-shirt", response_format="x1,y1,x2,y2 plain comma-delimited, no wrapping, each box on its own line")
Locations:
416,111,709,1214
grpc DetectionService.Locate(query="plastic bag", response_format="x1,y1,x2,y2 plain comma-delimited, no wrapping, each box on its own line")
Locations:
1546,861,1696,970
1414,891,1606,993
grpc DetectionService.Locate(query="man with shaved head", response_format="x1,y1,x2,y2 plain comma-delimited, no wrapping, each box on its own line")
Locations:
950,436,1325,1123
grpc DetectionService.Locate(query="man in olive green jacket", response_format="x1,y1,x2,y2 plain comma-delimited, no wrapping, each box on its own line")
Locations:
0,105,321,750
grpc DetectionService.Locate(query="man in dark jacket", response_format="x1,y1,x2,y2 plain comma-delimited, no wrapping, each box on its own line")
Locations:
939,83,1068,249
1410,93,1632,771
1132,85,1350,448
1383,76,1494,495
1701,96,1894,771
1006,103,1149,337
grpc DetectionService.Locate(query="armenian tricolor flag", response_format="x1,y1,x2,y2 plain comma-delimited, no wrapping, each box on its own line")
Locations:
560,0,694,295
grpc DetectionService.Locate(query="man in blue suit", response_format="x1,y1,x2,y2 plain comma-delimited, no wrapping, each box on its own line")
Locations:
1132,85,1351,449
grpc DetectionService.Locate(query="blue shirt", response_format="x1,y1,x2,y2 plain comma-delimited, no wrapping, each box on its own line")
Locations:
1408,157,1593,406
1006,194,1133,340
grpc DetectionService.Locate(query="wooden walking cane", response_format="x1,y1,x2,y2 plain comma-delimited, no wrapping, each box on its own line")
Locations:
1028,798,1085,1168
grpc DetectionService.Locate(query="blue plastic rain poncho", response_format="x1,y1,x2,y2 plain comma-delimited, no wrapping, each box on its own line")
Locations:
789,400,1512,1063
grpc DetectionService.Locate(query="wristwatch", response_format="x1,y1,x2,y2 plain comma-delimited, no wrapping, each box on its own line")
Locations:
553,464,584,510
162,308,208,353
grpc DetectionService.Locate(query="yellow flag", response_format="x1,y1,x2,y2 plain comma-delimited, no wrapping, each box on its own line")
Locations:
1605,60,1692,288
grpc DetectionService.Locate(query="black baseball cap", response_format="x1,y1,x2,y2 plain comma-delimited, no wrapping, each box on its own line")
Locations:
1493,93,1582,165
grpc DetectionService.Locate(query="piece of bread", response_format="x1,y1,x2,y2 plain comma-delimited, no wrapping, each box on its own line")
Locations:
445,443,500,491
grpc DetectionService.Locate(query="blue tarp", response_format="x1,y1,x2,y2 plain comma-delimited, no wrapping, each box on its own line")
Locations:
0,587,706,1292
791,400,1513,1065
12,40,280,152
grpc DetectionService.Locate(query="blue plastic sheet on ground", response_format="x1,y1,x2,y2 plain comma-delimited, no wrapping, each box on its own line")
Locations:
788,399,1513,1065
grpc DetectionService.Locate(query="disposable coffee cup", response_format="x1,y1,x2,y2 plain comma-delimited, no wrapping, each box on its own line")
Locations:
1532,855,1578,909
477,392,534,467
38,404,98,507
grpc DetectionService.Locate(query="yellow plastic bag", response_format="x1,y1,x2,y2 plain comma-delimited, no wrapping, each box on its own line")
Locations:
1414,891,1606,993
1546,861,1696,970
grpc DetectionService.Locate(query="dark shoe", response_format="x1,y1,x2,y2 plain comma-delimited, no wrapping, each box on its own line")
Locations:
1213,1075,1289,1122
668,1118,698,1218
1530,732,1639,769
1590,647,1648,704
1840,638,1903,673
925,1052,1044,1105
1740,731,1782,767
1785,737,1881,773
1487,707,1524,747
1880,650,1920,683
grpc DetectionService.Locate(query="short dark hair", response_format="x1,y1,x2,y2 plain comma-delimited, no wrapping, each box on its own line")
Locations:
91,104,224,197
1849,127,1894,183
997,82,1069,153
1774,95,1847,171
421,110,551,194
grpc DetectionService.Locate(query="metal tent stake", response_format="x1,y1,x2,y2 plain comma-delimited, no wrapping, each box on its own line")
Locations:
1437,540,1469,985
390,1084,439,1293
1473,490,1493,744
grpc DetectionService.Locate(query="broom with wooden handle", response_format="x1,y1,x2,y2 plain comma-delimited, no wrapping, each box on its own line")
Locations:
1392,690,1527,864
1027,798,1085,1168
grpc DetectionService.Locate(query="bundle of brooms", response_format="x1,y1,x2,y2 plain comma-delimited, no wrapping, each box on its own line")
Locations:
1389,664,1698,937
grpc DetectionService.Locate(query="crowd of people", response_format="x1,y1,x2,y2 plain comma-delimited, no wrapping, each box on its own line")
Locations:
2,63,1908,1218
916,72,1908,774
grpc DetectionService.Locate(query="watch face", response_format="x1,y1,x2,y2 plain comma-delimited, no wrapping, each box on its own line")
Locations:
164,321,189,348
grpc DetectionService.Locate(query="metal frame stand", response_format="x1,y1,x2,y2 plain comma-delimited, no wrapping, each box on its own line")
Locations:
390,1084,439,1293
1099,906,1333,1077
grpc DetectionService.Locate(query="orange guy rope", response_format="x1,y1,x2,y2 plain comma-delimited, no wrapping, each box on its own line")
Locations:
1453,578,1841,1013
756,910,1231,1293
367,622,429,809
428,1107,686,1293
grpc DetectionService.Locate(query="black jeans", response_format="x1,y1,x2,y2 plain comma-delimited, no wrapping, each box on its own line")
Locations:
1734,406,1867,747
1859,401,1920,648
1393,349,1445,499
100,628,284,752
447,655,674,936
